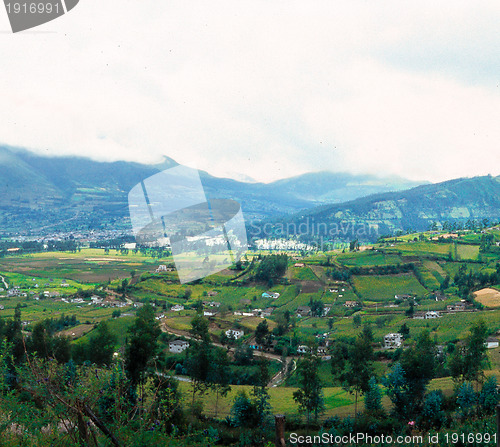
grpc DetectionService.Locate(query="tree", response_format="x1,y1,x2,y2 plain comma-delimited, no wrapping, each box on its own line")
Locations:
208,347,231,418
124,304,161,384
255,320,269,346
293,355,324,425
449,321,488,388
234,344,254,366
478,375,500,415
456,382,477,420
189,314,210,342
231,391,259,428
88,321,117,366
399,322,410,339
254,254,288,282
327,318,334,331
405,301,415,318
352,314,361,328
28,319,71,364
5,304,24,363
332,331,373,417
185,315,212,404
383,362,411,419
309,299,324,318
421,390,445,429
150,374,183,431
398,330,436,414
364,377,382,413
252,357,272,433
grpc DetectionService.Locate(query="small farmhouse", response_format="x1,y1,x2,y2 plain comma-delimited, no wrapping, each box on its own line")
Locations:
485,337,499,349
447,302,466,312
297,345,309,354
384,333,403,349
262,292,280,299
344,301,359,308
171,304,184,312
169,340,190,354
225,329,244,340
296,306,311,317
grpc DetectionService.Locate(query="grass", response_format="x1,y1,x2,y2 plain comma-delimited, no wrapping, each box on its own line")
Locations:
352,273,428,302
178,371,472,420
278,292,324,312
291,267,318,281
423,260,446,284
163,316,194,332
337,251,402,267
385,241,453,258
0,249,164,283
74,315,136,347
273,285,300,306
177,381,357,419
441,262,486,277
456,244,480,261
414,265,441,290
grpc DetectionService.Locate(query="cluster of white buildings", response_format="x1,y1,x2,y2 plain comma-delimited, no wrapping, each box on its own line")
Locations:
234,307,274,318
254,238,314,251
225,329,245,340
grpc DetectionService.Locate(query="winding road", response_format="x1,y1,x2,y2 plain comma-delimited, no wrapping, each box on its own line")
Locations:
161,323,294,387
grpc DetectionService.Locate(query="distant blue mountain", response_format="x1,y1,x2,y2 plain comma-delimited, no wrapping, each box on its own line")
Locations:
0,145,425,234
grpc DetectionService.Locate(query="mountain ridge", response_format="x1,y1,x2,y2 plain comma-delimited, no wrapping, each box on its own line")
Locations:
0,145,424,234
265,174,500,242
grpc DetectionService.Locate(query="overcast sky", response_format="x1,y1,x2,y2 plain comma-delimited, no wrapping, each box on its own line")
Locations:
1,1,499,183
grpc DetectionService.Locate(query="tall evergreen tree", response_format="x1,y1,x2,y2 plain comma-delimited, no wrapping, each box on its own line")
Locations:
293,354,324,425
124,304,161,384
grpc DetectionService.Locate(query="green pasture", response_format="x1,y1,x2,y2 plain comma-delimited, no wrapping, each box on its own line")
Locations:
384,241,453,258
291,266,318,281
456,244,480,261
414,265,441,290
74,315,136,348
177,381,357,419
0,294,134,326
337,251,402,267
278,292,325,312
352,274,428,302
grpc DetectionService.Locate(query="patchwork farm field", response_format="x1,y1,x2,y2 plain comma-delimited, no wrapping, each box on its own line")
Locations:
352,273,428,302
384,241,453,258
0,249,165,283
474,287,500,308
337,251,402,266
456,243,480,260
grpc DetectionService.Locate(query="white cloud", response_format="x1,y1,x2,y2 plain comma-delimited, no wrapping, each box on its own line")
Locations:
0,0,499,183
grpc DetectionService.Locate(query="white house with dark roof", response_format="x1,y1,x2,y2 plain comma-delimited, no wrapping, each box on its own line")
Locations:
169,340,190,353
